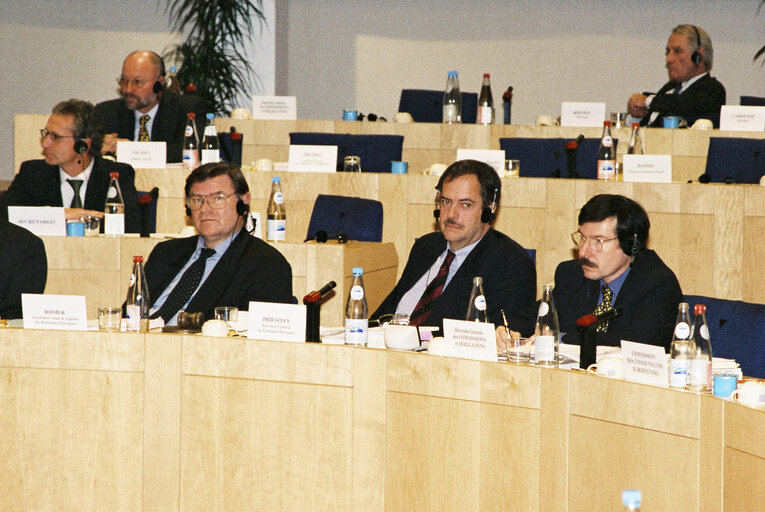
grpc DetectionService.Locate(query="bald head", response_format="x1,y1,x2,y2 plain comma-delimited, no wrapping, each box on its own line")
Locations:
119,50,166,113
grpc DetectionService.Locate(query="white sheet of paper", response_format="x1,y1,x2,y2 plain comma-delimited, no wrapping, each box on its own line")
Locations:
288,145,338,173
622,154,672,183
116,141,167,168
248,301,306,342
442,319,498,362
8,206,66,236
22,293,87,331
456,149,506,175
621,340,668,388
719,105,765,132
560,102,607,127
252,95,297,120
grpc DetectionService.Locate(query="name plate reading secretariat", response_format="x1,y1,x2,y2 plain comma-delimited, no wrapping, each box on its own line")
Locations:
116,141,167,169
560,102,607,127
248,301,306,342
288,145,338,173
622,155,672,183
441,319,498,362
22,293,87,331
8,206,66,236
621,340,669,387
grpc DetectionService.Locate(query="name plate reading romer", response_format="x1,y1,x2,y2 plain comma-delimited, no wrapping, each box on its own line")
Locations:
22,293,87,331
442,318,498,362
248,301,306,342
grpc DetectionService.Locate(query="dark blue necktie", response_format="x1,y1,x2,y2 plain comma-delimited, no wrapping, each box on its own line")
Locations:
151,247,216,323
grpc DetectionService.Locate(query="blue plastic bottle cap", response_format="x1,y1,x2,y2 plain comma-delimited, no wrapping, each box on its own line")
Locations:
206,113,214,120
352,267,363,276
448,70,458,77
622,489,642,507
273,176,281,183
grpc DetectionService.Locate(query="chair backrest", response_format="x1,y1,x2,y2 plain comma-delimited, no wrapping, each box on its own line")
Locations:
703,137,765,184
305,194,384,242
740,95,765,106
136,188,159,236
218,131,243,166
289,133,404,173
398,89,478,123
684,295,765,379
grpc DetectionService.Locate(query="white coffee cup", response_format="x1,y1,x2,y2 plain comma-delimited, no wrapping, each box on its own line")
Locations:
201,319,230,337
393,112,414,123
384,324,420,350
587,356,624,379
691,118,713,130
729,380,765,407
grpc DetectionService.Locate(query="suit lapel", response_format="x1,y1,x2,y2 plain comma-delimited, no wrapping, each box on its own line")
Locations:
186,230,249,312
84,158,107,211
43,164,65,207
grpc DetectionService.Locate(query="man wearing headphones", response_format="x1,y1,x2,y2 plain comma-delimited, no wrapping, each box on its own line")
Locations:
627,25,726,128
141,163,292,326
0,99,141,232
97,50,206,162
372,159,537,336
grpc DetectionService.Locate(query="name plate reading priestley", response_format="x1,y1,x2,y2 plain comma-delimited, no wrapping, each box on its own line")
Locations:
116,141,167,169
442,318,498,362
8,206,66,236
621,340,669,387
456,149,505,176
252,95,297,120
22,293,87,331
622,155,672,183
719,105,765,132
560,102,607,127
288,145,338,173
248,301,306,342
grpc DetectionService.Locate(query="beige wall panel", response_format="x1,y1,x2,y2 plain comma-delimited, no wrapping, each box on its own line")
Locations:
723,448,765,512
538,369,569,511
479,362,541,409
713,187,744,300
13,113,48,171
699,395,723,512
724,401,765,461
744,217,765,303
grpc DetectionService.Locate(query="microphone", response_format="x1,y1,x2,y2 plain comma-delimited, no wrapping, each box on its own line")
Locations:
305,230,348,243
576,307,622,369
576,306,622,328
697,173,711,183
302,281,337,304
564,135,585,179
303,280,337,342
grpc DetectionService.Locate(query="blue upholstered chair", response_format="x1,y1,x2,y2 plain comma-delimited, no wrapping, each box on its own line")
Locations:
684,295,765,379
305,194,383,243
398,89,478,124
136,188,159,236
289,133,404,173
740,95,765,106
499,137,618,179
703,137,764,184
218,131,243,166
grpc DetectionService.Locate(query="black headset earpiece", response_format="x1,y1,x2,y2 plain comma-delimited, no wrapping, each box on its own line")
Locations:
631,233,640,255
690,25,702,66
185,205,191,217
236,198,248,216
74,139,88,154
153,80,163,94
481,187,499,223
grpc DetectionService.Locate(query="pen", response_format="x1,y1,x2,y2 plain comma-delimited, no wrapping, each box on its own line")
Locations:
500,309,511,337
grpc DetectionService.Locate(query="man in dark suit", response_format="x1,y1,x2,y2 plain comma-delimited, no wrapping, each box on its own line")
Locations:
96,50,206,163
372,160,537,336
0,219,47,319
0,99,141,233
142,163,292,326
628,25,726,128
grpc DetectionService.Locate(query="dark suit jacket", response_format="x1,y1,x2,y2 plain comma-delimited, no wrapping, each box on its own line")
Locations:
641,74,726,128
144,230,293,321
553,250,683,351
372,230,537,336
0,157,141,233
96,91,207,162
0,219,47,319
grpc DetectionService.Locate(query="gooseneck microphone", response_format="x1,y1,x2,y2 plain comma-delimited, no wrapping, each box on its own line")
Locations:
304,280,338,342
576,306,623,369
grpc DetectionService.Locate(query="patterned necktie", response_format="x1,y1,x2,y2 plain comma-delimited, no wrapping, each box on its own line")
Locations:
67,179,83,208
409,250,455,326
138,114,150,141
150,247,216,323
593,284,613,333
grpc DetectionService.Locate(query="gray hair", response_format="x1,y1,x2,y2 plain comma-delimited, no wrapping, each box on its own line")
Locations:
672,25,713,70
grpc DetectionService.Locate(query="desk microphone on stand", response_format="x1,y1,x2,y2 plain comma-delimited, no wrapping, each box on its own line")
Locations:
576,307,622,369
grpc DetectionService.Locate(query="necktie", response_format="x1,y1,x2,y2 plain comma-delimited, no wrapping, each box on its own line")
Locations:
138,114,150,141
593,284,613,333
151,247,216,323
672,83,682,95
67,179,83,208
409,250,455,326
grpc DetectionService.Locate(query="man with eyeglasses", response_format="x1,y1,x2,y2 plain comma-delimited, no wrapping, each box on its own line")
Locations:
96,50,206,162
0,99,141,232
140,162,292,326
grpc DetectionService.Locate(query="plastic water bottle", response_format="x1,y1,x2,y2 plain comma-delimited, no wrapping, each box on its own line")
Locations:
200,113,220,164
477,73,494,124
442,71,461,124
182,112,199,169
669,302,692,389
345,267,369,346
627,122,644,155
465,276,488,322
125,255,150,332
266,176,286,242
535,283,559,366
597,120,616,180
104,171,125,236
622,489,642,511
687,304,712,393
166,65,181,94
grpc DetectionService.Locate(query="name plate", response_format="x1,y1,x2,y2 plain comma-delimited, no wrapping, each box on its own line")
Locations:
247,301,306,342
22,293,87,331
719,105,765,131
442,319,498,362
252,95,297,120
621,340,668,387
8,206,66,236
622,155,672,183
560,102,606,127
288,145,338,173
116,141,167,168
456,149,505,175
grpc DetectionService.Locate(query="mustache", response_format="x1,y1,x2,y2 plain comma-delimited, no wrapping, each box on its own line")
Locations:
444,218,462,228
578,257,597,268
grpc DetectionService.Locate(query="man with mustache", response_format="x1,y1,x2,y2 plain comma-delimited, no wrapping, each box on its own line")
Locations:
372,159,537,336
627,25,725,128
96,50,206,162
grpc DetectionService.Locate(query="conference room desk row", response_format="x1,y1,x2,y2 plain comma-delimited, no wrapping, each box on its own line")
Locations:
0,329,761,511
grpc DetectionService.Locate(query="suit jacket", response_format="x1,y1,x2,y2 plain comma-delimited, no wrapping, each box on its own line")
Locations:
0,157,141,233
0,219,47,319
144,230,293,321
96,91,207,162
553,250,683,351
641,74,726,128
372,230,537,336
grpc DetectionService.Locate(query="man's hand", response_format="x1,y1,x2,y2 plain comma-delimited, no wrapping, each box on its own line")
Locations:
495,325,521,353
101,133,124,155
65,208,104,221
627,93,649,118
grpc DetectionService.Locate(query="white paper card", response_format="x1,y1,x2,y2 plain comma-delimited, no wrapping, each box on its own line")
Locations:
622,155,672,183
621,340,668,387
247,301,306,342
22,293,87,331
441,319,498,362
456,149,506,175
288,145,338,173
252,95,297,120
560,102,607,127
8,206,66,236
719,106,765,131
116,141,167,168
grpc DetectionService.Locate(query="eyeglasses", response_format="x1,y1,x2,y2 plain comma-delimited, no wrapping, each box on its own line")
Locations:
187,192,236,210
40,128,76,142
437,197,476,212
116,76,160,89
571,231,618,252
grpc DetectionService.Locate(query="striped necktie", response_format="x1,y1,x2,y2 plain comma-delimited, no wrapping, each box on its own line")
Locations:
409,250,455,326
150,247,216,324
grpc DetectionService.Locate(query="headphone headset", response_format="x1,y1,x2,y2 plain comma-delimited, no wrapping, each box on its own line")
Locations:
481,187,499,223
690,25,702,66
74,139,88,155
150,51,166,94
618,232,641,256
